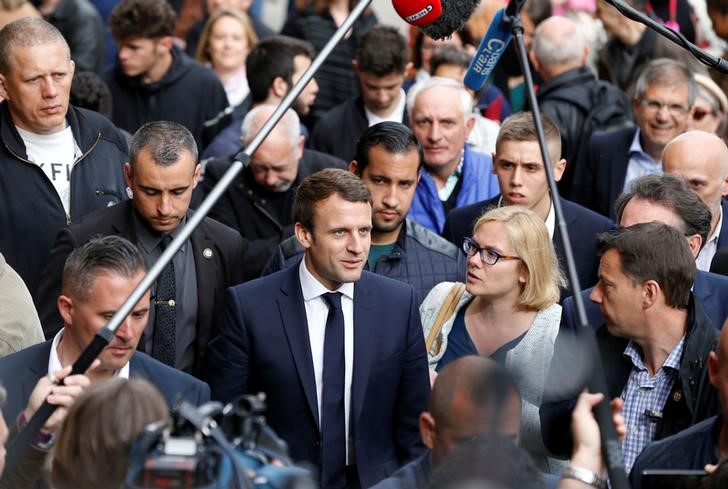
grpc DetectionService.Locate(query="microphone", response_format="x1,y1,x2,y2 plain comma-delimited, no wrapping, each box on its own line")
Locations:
463,8,513,91
392,0,442,26
392,0,481,39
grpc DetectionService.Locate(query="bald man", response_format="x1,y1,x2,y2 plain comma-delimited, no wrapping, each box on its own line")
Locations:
630,319,728,488
371,356,559,489
662,130,728,271
530,15,631,198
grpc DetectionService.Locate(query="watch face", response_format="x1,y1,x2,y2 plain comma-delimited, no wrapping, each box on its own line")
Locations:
641,470,706,489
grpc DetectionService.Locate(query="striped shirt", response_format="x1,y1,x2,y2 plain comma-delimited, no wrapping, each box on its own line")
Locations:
620,336,685,471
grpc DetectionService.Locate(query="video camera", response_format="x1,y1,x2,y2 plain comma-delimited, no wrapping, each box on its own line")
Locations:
125,394,315,489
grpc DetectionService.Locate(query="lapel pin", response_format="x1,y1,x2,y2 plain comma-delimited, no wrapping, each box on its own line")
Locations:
672,390,682,402
203,248,213,259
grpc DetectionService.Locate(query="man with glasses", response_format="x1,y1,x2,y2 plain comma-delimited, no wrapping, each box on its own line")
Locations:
574,58,695,219
444,112,614,294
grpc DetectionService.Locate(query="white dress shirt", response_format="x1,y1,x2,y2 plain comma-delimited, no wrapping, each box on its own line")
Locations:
697,205,723,272
48,328,130,379
298,259,355,462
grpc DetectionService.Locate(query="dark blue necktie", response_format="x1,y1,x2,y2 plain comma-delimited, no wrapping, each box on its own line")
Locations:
152,235,176,367
321,292,346,489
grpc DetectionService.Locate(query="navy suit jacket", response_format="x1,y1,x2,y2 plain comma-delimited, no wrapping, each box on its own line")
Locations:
0,340,210,424
561,269,728,332
205,266,430,488
443,195,615,294
573,127,636,219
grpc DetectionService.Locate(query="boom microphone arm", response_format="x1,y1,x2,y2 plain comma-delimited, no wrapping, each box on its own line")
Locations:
602,0,728,74
503,1,631,487
3,0,375,475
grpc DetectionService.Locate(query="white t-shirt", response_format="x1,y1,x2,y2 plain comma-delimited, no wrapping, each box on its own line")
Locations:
17,125,79,215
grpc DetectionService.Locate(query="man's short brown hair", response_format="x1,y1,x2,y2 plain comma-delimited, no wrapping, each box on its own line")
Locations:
108,0,176,41
293,168,371,231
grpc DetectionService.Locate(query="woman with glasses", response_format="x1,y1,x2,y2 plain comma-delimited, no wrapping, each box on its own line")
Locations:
420,205,566,473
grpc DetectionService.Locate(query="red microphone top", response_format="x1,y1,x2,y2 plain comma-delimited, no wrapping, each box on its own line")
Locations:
392,0,443,26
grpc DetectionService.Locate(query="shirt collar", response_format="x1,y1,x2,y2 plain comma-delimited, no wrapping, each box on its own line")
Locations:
709,204,724,244
628,128,656,163
133,208,187,254
623,335,686,373
298,256,355,302
49,328,130,379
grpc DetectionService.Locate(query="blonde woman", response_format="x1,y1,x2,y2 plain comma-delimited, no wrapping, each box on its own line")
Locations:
196,7,258,108
420,205,566,473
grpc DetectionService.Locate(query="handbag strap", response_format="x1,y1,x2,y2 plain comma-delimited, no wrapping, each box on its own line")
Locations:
425,282,466,353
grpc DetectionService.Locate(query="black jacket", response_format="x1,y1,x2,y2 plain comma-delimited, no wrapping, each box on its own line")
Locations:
309,95,408,162
104,45,229,150
200,148,346,278
36,200,245,377
540,294,720,457
45,0,105,73
0,102,128,299
537,67,631,198
263,218,466,304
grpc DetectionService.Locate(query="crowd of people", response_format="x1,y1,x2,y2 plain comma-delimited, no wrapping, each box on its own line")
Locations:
2,0,728,487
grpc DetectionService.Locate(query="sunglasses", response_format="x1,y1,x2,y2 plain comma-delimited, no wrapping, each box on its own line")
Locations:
693,108,717,122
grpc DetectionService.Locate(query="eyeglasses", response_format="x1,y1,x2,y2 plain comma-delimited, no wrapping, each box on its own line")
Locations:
692,108,717,121
462,237,521,265
639,99,690,116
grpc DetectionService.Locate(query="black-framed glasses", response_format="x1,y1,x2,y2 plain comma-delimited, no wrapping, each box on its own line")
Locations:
639,98,689,117
462,237,520,265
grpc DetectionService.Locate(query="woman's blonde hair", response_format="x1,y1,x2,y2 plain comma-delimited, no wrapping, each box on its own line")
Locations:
473,206,565,310
195,7,258,66
51,378,169,489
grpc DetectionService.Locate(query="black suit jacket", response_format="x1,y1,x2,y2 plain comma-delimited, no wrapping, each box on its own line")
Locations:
199,148,346,277
206,266,430,488
0,340,210,425
36,200,245,376
443,195,615,293
573,127,637,219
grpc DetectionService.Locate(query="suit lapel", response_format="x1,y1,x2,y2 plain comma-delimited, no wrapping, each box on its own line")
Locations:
351,275,375,428
278,267,320,426
609,129,635,211
25,342,53,407
189,221,216,347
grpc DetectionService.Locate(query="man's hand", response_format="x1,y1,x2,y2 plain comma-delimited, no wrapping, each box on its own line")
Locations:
570,391,626,476
23,360,99,434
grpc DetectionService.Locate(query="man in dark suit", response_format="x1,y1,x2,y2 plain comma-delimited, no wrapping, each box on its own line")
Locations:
200,105,346,278
444,112,614,293
662,131,728,272
206,169,430,488
574,59,695,219
37,121,245,377
561,173,728,332
0,235,210,427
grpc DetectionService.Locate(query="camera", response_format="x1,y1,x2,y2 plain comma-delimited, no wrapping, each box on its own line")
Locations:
125,394,316,489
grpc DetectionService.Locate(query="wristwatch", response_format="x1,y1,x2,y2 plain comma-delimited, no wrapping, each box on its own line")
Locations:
561,465,608,489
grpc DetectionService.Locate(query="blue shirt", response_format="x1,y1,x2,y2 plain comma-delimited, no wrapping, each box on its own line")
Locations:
620,335,685,471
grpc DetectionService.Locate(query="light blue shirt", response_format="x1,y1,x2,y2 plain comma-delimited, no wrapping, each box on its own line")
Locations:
623,129,663,193
620,335,685,471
